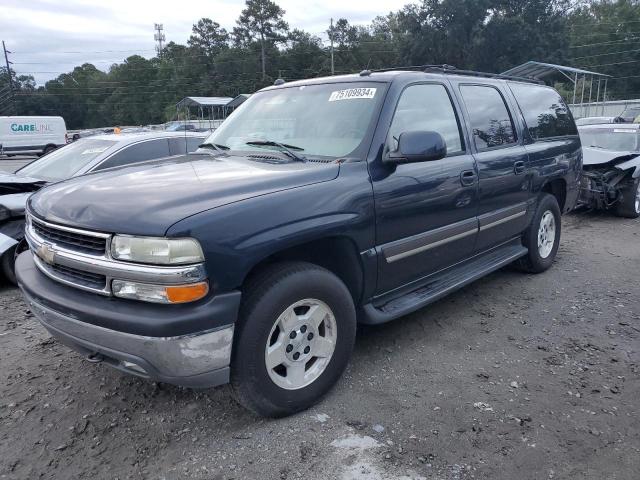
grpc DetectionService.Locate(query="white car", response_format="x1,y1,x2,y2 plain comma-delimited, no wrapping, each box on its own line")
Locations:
578,123,640,218
0,131,207,283
0,116,67,156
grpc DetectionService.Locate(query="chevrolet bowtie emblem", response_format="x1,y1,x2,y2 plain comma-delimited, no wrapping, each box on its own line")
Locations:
37,243,56,265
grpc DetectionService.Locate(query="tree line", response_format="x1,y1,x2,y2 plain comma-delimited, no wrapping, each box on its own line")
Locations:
1,0,639,129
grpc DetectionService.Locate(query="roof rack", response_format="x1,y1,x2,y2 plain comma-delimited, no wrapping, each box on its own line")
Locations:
371,64,544,85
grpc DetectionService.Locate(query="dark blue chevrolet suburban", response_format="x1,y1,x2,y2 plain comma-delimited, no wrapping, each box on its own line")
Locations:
16,68,581,417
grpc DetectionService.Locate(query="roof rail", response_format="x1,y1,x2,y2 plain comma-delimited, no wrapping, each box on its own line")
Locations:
370,64,544,85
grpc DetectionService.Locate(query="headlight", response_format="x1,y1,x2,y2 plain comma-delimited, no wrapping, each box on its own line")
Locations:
111,236,204,265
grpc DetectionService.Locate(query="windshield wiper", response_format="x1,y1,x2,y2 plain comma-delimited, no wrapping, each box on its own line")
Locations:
245,140,307,163
198,142,230,155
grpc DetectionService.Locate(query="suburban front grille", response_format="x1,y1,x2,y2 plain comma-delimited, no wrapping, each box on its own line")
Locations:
47,263,107,290
31,218,107,255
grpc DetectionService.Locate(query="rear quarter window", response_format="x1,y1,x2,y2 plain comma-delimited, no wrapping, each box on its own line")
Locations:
509,83,577,140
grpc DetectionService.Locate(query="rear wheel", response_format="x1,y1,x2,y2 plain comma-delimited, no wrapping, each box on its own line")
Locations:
41,145,56,156
516,193,561,273
231,262,356,417
614,177,640,219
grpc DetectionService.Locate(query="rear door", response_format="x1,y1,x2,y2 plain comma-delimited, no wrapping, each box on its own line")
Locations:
453,82,530,252
507,83,581,214
371,82,478,294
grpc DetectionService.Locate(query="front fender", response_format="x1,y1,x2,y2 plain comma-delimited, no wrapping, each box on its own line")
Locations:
615,155,640,178
167,162,376,293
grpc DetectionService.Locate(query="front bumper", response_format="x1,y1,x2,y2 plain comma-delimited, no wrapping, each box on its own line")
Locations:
16,251,240,388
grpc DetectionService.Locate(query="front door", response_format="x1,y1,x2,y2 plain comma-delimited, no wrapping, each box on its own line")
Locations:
454,83,530,252
371,82,478,295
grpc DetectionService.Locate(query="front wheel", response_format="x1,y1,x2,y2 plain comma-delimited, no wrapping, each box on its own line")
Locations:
614,177,640,219
516,193,561,273
231,262,356,417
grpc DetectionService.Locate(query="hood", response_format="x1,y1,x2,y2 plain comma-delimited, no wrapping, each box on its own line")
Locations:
28,153,340,236
0,172,46,195
582,146,640,166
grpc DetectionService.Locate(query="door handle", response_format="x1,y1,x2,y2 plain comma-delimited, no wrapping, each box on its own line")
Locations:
460,170,477,186
514,161,526,175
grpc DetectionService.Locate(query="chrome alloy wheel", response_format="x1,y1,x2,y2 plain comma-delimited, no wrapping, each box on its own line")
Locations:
635,181,640,214
264,299,337,390
537,210,556,259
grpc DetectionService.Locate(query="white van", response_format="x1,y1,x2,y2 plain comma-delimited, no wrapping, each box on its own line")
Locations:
0,116,67,156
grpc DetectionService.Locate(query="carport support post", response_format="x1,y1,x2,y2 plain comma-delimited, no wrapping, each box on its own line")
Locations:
572,73,578,107
587,75,593,117
601,79,608,116
595,78,601,113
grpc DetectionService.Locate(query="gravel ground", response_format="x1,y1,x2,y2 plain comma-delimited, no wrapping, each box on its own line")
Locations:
1,211,638,480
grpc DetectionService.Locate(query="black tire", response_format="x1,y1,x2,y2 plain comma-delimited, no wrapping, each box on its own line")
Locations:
41,145,56,156
516,193,561,274
231,262,356,417
614,177,640,219
1,245,17,285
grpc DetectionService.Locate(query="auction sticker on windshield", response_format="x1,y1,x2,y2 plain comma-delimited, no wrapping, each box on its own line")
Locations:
329,88,377,102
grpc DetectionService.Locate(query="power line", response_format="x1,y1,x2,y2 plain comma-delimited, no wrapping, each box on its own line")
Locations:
570,36,640,48
570,47,640,60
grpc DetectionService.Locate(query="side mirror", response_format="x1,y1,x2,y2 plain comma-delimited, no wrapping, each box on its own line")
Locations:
385,131,447,164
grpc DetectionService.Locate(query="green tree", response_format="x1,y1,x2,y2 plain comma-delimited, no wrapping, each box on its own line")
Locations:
233,0,289,80
188,18,230,57
568,0,640,100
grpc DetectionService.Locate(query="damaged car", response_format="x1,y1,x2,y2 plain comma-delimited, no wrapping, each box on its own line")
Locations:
0,131,206,283
578,123,640,218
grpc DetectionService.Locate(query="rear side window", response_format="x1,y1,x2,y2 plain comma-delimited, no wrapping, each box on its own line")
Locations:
509,83,578,140
168,137,205,155
460,85,516,150
169,137,186,156
96,139,170,170
389,83,463,155
187,137,205,152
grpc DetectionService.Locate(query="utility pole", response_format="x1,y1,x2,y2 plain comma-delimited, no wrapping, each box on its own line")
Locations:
2,41,15,115
154,24,165,57
329,18,335,76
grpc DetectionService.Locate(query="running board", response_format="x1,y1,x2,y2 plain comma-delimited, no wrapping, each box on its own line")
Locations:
361,243,528,325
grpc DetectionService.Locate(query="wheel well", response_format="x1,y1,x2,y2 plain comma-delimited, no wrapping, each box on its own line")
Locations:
242,237,364,303
541,179,567,212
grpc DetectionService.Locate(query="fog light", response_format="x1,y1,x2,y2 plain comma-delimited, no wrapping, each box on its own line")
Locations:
112,279,208,304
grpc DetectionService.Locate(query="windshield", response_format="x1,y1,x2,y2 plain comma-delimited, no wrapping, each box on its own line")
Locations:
17,139,117,181
203,82,384,158
579,128,639,152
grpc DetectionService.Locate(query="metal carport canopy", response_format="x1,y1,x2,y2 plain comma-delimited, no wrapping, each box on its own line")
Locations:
502,61,610,81
226,94,251,109
503,61,611,111
175,96,234,109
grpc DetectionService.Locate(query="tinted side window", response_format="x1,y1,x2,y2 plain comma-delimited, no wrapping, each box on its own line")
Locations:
168,137,186,156
187,137,204,152
389,84,463,155
460,85,516,150
97,139,170,170
509,83,578,139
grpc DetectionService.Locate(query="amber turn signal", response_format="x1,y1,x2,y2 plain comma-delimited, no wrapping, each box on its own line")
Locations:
165,282,209,303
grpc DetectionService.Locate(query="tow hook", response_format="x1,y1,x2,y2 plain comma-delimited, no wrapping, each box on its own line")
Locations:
86,352,104,363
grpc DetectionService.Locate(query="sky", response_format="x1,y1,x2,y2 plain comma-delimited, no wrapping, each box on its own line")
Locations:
2,0,415,86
